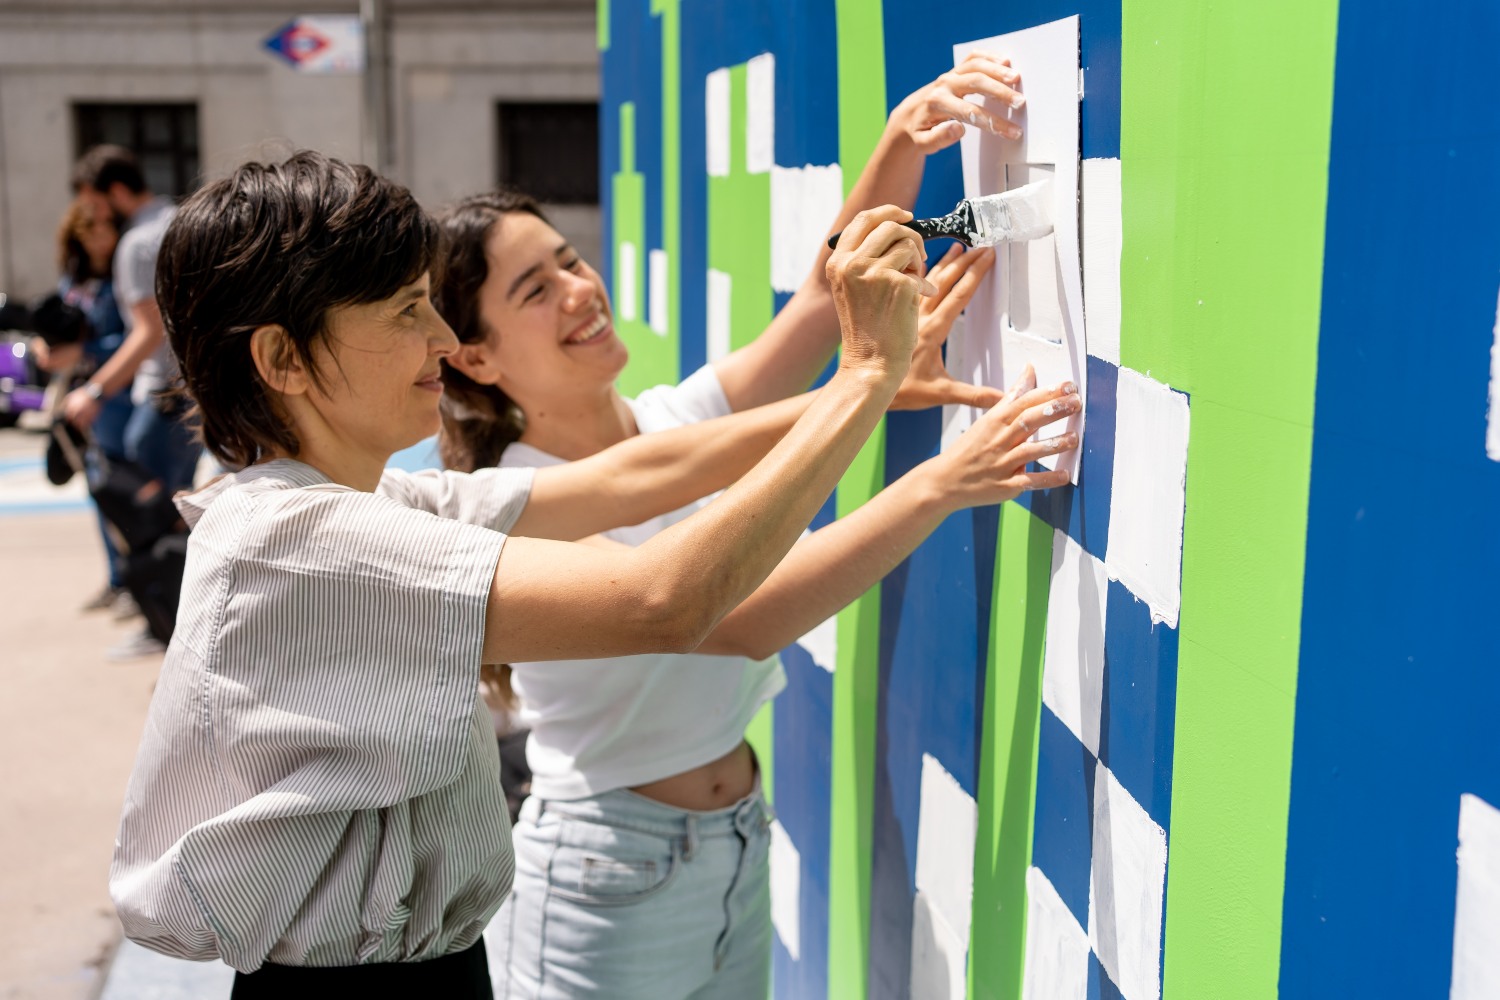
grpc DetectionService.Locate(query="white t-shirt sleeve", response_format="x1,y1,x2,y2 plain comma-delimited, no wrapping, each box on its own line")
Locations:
377,466,534,533
627,364,733,433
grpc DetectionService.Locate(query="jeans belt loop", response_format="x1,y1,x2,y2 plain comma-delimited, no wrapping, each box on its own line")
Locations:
683,814,699,862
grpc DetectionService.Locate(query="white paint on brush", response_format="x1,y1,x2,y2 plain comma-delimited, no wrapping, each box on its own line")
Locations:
1088,763,1168,1000
909,753,978,1000
706,268,732,362
746,52,775,175
616,241,638,323
1081,157,1122,366
647,249,668,336
1105,367,1191,628
1487,289,1500,461
770,164,844,294
1022,867,1091,1000
706,68,731,178
796,614,837,673
1452,793,1500,999
1043,530,1109,756
769,819,801,962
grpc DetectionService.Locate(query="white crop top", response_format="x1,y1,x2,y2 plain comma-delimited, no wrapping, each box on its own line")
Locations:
499,366,786,800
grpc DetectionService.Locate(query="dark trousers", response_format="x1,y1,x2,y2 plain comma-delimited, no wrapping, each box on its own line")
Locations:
230,938,491,999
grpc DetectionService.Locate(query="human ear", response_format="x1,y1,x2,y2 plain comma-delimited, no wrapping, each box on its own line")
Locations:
249,325,310,396
449,339,503,386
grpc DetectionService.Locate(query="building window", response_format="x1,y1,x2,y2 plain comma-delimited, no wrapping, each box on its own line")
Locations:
74,103,200,198
497,102,598,205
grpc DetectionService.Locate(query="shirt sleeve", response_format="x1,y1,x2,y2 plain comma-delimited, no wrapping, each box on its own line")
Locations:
627,364,733,433
212,487,506,807
376,465,534,533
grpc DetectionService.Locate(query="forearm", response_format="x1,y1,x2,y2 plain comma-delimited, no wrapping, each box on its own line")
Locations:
513,393,814,540
90,320,162,397
697,458,952,659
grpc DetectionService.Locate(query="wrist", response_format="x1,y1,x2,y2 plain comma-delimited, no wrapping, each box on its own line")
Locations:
912,455,966,517
82,381,106,402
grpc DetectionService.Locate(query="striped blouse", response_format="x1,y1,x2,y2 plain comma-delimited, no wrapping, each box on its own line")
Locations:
109,458,533,972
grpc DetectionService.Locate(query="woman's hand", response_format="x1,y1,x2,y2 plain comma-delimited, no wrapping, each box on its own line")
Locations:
924,365,1079,509
891,244,1003,411
827,205,932,381
891,52,1025,153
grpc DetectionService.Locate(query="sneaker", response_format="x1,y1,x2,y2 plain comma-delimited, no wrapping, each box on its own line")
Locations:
106,629,165,661
111,590,142,621
81,584,123,613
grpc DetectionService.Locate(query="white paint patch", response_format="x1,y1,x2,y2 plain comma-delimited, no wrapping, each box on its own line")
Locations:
706,268,732,362
1043,530,1109,756
1081,158,1122,366
1105,367,1190,628
616,241,638,323
1088,764,1167,1000
770,164,845,294
1022,867,1091,1000
706,68,731,178
1452,793,1500,999
745,52,775,175
769,819,802,962
941,312,984,451
910,753,978,999
648,249,668,336
796,614,837,673
1487,289,1500,461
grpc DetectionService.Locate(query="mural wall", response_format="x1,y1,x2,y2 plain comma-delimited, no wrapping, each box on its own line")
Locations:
597,1,1500,997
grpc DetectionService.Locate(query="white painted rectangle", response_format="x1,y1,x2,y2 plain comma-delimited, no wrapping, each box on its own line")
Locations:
1088,764,1168,1000
910,890,969,1000
648,249,668,336
796,614,837,673
706,268,732,362
1042,530,1109,756
914,753,978,944
770,164,845,293
706,68,731,178
769,819,801,962
1081,157,1122,366
1452,793,1500,1000
746,52,775,175
616,241,638,323
1022,867,1091,1000
1105,367,1190,628
1487,289,1500,461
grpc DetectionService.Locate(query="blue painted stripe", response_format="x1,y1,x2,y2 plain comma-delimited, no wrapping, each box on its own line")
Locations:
0,500,93,517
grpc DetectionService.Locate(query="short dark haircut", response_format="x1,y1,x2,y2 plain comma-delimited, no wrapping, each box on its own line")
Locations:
433,189,547,473
72,144,147,195
158,150,442,467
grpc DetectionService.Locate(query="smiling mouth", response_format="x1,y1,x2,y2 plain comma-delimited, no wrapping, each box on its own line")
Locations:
564,313,611,346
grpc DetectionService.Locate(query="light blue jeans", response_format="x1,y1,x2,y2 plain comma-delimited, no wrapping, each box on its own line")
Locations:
487,783,772,999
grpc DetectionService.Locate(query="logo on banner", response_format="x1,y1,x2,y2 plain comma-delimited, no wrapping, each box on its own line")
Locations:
263,16,364,74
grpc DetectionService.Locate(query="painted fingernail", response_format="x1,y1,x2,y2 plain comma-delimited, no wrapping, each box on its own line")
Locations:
1058,381,1076,393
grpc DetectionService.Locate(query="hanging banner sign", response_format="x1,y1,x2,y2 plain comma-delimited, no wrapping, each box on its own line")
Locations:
263,15,364,74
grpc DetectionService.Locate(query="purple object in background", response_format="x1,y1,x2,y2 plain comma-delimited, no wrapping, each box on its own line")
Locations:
0,334,47,424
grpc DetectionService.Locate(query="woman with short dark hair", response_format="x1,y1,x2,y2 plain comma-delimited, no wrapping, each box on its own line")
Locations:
109,149,939,997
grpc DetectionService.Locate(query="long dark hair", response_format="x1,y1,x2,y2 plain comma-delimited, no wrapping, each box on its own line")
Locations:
433,190,548,473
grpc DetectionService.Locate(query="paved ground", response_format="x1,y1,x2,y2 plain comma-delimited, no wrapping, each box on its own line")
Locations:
0,424,168,999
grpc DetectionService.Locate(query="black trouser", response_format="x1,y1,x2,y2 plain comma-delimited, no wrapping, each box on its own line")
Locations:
230,938,491,999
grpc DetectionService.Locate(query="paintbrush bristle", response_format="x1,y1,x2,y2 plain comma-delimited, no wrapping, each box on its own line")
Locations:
969,180,1054,246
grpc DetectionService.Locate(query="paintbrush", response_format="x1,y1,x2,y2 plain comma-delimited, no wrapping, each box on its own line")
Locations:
826,180,1054,250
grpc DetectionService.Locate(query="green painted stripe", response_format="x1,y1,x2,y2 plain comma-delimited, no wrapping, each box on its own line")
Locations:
827,1,888,994
1118,3,1338,997
746,699,774,805
596,0,609,51
612,101,671,396
660,0,681,375
968,505,1054,1000
707,62,774,352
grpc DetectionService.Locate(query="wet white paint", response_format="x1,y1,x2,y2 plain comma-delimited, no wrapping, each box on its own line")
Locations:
770,164,844,294
746,52,774,175
910,753,978,1000
706,268,732,362
706,68,730,178
1088,764,1168,1000
769,819,802,962
1021,867,1091,1000
648,249,668,336
795,613,837,673
1043,530,1109,756
1452,793,1500,999
616,241,638,323
1105,367,1191,628
1081,157,1122,366
1487,289,1500,461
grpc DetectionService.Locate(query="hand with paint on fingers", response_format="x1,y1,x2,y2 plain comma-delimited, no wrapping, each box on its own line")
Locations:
892,51,1025,153
827,204,934,380
922,364,1078,508
890,243,1003,411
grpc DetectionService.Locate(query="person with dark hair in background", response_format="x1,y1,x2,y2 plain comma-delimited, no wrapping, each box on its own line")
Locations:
63,144,202,658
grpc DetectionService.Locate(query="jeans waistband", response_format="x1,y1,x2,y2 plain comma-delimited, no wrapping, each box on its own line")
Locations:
523,777,773,847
